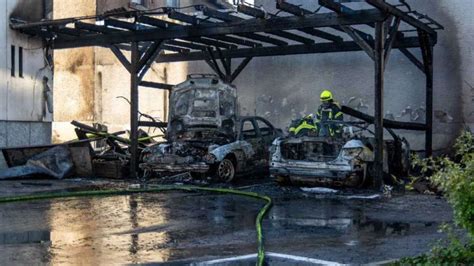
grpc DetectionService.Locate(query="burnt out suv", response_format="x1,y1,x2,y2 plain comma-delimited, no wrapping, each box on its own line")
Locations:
140,74,281,182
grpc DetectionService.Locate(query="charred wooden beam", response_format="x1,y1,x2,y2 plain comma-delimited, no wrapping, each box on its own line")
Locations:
319,0,353,14
169,10,277,47
110,44,131,72
162,45,190,53
235,33,287,46
20,28,57,39
318,0,374,42
237,4,266,18
129,42,140,178
75,22,118,34
419,30,434,157
319,0,375,59
267,30,315,45
105,19,141,31
188,37,237,50
238,4,315,44
138,41,162,71
167,10,201,25
136,15,175,29
374,21,385,190
384,17,401,66
342,26,374,60
138,41,163,81
216,47,231,78
298,27,343,43
156,36,420,63
53,8,385,49
138,121,168,128
211,35,262,47
139,81,174,90
206,47,226,80
276,1,344,43
54,27,90,37
276,1,310,17
366,0,437,36
399,47,425,73
341,106,428,131
202,8,290,46
231,57,253,82
167,40,208,50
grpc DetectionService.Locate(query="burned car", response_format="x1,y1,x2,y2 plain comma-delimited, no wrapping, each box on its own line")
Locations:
141,74,281,182
270,121,410,188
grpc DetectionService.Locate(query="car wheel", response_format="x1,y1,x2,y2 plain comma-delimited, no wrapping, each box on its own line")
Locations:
216,159,236,183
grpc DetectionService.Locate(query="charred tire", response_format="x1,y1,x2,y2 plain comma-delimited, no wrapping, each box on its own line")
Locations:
215,158,236,183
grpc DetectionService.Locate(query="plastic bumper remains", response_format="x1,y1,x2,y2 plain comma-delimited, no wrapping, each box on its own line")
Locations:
270,160,364,187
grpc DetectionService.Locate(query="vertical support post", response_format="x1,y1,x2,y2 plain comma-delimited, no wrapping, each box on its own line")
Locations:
130,42,140,178
419,30,434,158
425,51,433,158
374,21,385,190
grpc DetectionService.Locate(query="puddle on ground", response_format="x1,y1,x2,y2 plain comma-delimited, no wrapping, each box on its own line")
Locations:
0,193,441,264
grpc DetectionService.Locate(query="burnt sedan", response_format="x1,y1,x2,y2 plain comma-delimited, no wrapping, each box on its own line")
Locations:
270,121,410,188
140,74,280,182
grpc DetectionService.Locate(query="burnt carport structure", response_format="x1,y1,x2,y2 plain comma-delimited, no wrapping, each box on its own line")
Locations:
11,0,442,188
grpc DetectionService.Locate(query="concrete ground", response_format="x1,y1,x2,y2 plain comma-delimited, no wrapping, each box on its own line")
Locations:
0,177,453,265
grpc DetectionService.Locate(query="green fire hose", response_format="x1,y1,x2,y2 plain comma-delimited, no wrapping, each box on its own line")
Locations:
0,185,272,266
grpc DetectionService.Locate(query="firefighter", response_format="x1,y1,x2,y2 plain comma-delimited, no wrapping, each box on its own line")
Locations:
315,90,344,137
289,114,317,137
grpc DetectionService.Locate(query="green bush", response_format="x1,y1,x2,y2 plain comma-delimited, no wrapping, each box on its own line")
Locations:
397,225,474,265
430,131,474,237
397,131,474,265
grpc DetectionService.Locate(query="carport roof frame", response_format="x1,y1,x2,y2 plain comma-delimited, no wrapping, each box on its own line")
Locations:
11,0,442,185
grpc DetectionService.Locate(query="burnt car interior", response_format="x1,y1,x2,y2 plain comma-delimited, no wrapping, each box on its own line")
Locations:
281,138,342,162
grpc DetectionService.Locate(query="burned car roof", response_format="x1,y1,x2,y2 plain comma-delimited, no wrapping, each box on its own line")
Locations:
167,74,238,141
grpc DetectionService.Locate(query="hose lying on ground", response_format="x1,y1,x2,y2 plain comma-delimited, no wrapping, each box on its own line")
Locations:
0,185,272,266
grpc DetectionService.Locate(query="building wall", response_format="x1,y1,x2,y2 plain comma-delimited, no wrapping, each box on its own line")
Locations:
184,0,473,152
52,0,187,142
51,0,96,142
0,0,53,168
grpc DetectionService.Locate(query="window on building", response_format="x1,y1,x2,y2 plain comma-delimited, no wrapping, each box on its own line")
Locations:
11,45,15,77
19,47,23,78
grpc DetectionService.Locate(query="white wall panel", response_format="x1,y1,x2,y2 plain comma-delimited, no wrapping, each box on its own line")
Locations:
0,0,8,120
5,0,52,122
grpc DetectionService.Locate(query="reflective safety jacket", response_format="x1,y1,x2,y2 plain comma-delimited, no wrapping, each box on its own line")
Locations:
315,101,343,137
289,116,317,137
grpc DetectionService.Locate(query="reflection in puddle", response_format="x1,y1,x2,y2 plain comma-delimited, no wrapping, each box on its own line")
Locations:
46,195,171,265
267,198,434,249
0,194,442,265
0,193,258,265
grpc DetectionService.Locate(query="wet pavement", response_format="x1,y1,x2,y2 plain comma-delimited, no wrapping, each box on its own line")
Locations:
0,181,453,265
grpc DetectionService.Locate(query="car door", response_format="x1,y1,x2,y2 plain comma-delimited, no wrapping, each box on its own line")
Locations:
240,118,266,169
255,117,277,145
255,117,277,167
